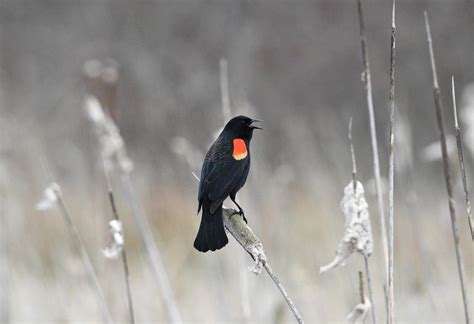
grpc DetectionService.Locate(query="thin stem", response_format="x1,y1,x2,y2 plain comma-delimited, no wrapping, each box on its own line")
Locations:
193,173,304,323
356,0,389,290
358,271,365,304
103,158,135,324
387,1,396,323
221,209,304,323
264,262,304,324
364,257,376,324
40,159,113,324
348,118,376,324
451,77,474,240
424,12,472,324
348,118,357,190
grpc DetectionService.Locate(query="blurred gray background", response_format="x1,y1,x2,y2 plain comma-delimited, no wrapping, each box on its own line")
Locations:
0,0,473,322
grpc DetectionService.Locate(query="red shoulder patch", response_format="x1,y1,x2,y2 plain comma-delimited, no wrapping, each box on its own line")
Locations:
232,138,247,160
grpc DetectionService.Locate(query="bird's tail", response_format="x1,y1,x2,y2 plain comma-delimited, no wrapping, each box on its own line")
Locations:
193,201,228,252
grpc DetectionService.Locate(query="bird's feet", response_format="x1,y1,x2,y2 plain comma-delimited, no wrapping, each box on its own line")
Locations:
238,209,248,224
232,208,248,224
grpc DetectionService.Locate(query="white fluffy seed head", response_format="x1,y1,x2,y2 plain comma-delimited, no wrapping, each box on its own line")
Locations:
36,182,61,211
320,181,373,274
103,219,124,259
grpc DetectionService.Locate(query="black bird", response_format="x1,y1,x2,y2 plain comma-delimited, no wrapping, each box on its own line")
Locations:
194,115,262,252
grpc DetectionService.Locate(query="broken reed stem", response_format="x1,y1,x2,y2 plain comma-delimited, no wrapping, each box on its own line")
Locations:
222,209,304,324
451,77,474,240
356,0,389,289
119,173,182,323
40,159,113,324
348,119,376,324
387,1,396,323
364,256,376,324
424,13,472,324
103,158,135,324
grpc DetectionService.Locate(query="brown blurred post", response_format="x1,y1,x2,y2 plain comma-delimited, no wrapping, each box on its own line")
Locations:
83,58,120,121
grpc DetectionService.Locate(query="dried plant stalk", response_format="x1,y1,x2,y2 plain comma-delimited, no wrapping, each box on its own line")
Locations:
191,174,301,322
359,271,365,304
103,158,135,324
349,119,376,324
451,77,474,240
424,12,472,324
84,91,182,323
356,0,389,287
346,271,371,323
40,160,113,324
223,209,304,324
387,1,396,323
364,256,376,324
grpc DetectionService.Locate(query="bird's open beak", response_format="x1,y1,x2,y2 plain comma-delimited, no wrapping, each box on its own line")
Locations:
250,119,263,130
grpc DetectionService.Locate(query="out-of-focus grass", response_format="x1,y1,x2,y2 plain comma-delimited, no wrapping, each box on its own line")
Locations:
1,0,473,322
3,137,472,322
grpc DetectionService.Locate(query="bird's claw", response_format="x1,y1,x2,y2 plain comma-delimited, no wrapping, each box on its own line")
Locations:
232,209,247,224
239,210,248,224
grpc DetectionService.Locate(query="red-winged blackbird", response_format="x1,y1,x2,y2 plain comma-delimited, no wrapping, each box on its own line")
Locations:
194,115,262,252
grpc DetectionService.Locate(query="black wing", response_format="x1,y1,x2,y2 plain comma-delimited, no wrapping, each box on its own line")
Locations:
198,136,250,212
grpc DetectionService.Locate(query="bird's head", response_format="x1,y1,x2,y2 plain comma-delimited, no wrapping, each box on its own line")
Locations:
223,115,262,140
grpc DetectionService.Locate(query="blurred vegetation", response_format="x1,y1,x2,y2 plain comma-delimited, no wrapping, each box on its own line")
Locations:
0,0,472,322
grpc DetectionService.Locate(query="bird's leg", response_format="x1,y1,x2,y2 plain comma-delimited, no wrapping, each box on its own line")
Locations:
230,195,247,223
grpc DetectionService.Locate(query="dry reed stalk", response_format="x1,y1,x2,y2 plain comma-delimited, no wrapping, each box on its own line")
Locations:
102,157,135,324
349,118,376,324
192,172,303,323
364,256,375,324
451,77,474,240
346,270,371,323
356,0,389,291
359,271,365,305
424,12,472,324
387,1,396,323
222,209,304,324
83,61,182,323
39,159,113,324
